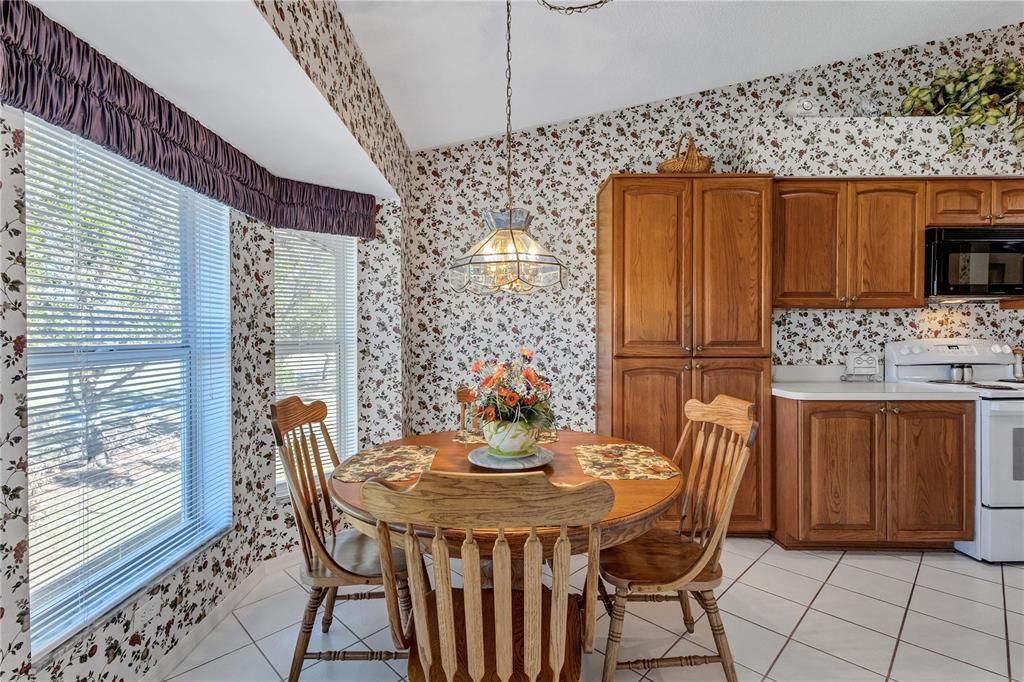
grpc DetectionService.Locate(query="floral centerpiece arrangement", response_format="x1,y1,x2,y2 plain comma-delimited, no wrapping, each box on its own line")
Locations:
468,348,554,457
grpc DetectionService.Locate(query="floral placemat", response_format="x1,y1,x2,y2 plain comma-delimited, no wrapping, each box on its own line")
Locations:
574,444,679,480
453,430,559,445
332,445,437,482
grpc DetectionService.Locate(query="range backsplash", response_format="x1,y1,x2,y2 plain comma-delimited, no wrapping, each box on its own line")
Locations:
404,22,1024,434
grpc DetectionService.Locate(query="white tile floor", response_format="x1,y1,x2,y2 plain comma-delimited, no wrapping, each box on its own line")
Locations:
165,539,1024,681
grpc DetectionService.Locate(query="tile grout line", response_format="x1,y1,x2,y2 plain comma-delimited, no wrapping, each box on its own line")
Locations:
161,612,258,680
761,550,845,682
231,610,282,679
884,551,924,681
1004,564,1013,682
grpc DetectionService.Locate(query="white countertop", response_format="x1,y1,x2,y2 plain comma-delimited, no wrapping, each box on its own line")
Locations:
771,380,979,401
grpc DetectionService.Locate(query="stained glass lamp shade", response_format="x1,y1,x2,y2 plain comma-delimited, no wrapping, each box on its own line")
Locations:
448,208,568,295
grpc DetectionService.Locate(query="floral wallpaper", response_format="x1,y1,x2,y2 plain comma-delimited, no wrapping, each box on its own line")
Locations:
252,0,411,198
0,105,30,681
403,22,1024,434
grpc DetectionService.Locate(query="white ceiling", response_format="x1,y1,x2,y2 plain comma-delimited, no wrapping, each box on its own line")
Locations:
32,0,397,200
340,0,1024,151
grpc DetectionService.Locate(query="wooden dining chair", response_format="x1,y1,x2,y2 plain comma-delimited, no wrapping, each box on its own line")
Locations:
362,471,615,682
598,394,759,682
271,396,411,682
456,384,477,434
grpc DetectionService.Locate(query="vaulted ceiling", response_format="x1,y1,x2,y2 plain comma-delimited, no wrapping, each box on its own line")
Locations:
340,1,1024,150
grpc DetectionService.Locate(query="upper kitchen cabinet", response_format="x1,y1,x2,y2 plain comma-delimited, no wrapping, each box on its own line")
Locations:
693,177,773,356
847,181,926,308
605,178,692,357
927,179,1024,226
773,181,847,307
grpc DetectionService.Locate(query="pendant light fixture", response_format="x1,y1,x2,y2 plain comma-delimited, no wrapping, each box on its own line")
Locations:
447,0,574,295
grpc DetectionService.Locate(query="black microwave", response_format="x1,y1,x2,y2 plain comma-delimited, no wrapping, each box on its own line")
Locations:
926,228,1024,300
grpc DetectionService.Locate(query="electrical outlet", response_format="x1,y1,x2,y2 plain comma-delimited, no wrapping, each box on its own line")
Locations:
137,596,161,624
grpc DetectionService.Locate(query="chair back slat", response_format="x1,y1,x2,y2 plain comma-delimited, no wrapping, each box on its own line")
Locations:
548,526,572,680
523,528,543,682
363,471,613,682
377,523,409,648
404,529,434,671
462,531,485,682
493,529,514,682
271,396,350,578
431,531,458,680
582,525,601,653
674,395,759,586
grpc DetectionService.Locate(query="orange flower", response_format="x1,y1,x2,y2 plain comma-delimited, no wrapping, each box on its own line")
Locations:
522,367,539,385
467,389,476,401
471,359,483,373
504,392,520,407
520,347,534,362
524,395,538,406
493,364,507,381
483,405,497,422
481,375,495,389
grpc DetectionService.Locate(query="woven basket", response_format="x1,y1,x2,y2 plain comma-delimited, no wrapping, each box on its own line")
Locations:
657,135,713,173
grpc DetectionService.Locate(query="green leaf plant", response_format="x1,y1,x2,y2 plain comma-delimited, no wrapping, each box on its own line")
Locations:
901,59,1024,152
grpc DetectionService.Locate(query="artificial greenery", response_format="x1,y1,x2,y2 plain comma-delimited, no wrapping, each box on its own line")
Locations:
901,59,1024,152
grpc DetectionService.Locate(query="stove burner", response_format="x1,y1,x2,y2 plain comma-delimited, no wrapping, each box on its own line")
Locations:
973,384,1017,391
998,378,1024,384
925,380,1021,391
927,379,975,385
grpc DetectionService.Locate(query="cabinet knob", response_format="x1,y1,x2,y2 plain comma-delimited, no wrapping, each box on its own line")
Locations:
695,345,704,352
695,364,703,370
839,296,848,303
996,214,1006,220
982,214,992,220
891,406,901,414
683,365,691,371
684,345,692,352
851,296,859,303
879,406,886,413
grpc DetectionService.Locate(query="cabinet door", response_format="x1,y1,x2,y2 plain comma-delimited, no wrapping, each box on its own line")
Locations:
611,359,692,460
994,180,1024,225
693,178,771,356
848,181,925,308
692,358,772,533
926,180,993,226
773,181,847,307
614,180,691,356
798,402,887,542
887,401,974,542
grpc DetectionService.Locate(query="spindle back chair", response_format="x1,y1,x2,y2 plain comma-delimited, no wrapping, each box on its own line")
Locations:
272,396,409,681
363,471,615,682
598,394,759,682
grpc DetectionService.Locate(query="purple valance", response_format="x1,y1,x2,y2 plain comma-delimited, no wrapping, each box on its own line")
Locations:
0,0,377,238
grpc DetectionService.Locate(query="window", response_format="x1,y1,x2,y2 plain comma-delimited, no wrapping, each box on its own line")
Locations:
274,228,358,488
24,115,231,652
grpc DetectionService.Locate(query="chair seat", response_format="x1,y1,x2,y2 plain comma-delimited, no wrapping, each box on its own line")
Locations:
408,588,583,682
600,526,723,590
299,529,407,586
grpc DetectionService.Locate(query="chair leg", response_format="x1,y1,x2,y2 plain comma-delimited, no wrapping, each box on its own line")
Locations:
700,590,737,682
321,586,338,633
678,590,695,633
397,577,412,629
602,588,628,682
290,587,325,682
597,578,614,616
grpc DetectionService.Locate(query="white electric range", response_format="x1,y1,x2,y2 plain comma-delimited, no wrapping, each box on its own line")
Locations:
885,338,1024,562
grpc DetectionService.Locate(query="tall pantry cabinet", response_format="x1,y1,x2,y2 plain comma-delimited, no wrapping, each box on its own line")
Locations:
596,174,774,532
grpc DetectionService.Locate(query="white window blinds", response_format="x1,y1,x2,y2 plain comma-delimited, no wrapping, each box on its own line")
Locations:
274,229,358,486
24,115,232,653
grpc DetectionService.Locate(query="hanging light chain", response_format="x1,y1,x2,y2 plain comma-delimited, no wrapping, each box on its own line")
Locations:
536,0,612,15
505,0,514,222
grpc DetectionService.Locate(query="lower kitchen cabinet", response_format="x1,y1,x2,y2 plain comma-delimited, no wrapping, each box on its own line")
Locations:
775,398,974,548
612,357,772,533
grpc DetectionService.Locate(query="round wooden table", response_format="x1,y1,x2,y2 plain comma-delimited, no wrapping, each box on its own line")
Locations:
329,430,683,554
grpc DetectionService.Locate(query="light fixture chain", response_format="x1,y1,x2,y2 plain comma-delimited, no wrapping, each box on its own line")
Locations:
505,0,513,223
536,0,612,15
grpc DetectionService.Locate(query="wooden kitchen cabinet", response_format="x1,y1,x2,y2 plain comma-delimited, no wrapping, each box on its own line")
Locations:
887,401,974,542
773,181,848,307
598,174,774,534
848,181,926,308
927,179,1024,226
612,179,692,357
775,397,974,548
693,177,773,357
610,358,692,461
691,358,773,533
773,179,924,309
